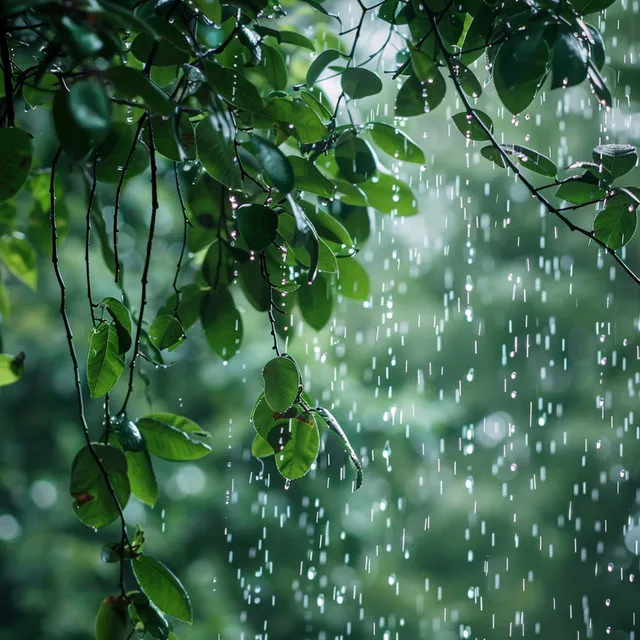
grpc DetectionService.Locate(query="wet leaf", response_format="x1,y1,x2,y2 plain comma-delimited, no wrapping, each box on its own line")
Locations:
592,144,638,180
200,287,243,359
95,597,129,640
298,272,333,330
451,110,494,142
87,322,125,397
367,122,425,164
149,314,185,351
273,412,320,480
306,49,343,86
136,418,211,461
262,356,301,412
593,196,638,249
341,67,382,99
196,115,241,189
247,134,294,194
337,257,370,300
125,450,158,507
236,204,279,251
395,72,446,117
0,128,32,203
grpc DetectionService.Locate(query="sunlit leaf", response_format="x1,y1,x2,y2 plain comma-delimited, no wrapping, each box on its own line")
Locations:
0,233,37,289
0,352,24,387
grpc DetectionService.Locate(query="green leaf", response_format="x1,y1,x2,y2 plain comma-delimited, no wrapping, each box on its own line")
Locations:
281,199,320,282
502,144,557,177
149,314,185,351
98,297,132,354
203,63,264,112
126,450,158,506
236,204,279,251
262,356,301,412
132,555,193,623
481,145,507,168
95,597,129,640
306,49,343,86
367,122,425,164
0,128,32,203
588,65,612,107
494,34,548,115
298,272,333,330
200,287,243,359
300,203,354,252
410,45,437,82
359,171,418,216
69,444,130,529
395,71,446,117
337,257,370,300
262,43,288,90
190,0,221,22
141,412,207,435
280,30,315,50
247,134,294,194
315,407,362,490
87,322,125,397
341,67,383,99
289,157,336,197
451,110,494,142
131,19,190,66
127,592,170,640
22,73,58,108
551,29,588,89
556,176,607,204
451,60,483,97
202,240,234,288
273,412,320,480
136,418,212,461
237,260,270,311
593,196,638,249
68,80,111,143
196,115,241,189
0,233,37,289
95,122,149,184
105,67,173,116
252,433,274,458
0,352,24,387
262,97,329,144
251,392,282,438
592,144,638,180
571,0,615,14
159,284,205,330
299,89,332,120
335,133,376,183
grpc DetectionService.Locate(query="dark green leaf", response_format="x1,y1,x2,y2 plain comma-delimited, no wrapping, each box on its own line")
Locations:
571,0,615,14
262,97,329,144
236,204,279,251
335,133,376,183
592,144,638,180
551,29,588,89
105,67,173,116
87,322,125,397
587,65,612,107
159,284,205,330
132,555,193,623
282,197,320,281
200,287,243,359
203,62,264,112
298,272,333,330
196,115,241,189
494,34,549,114
95,122,149,184
289,157,336,197
341,67,382,99
0,128,32,203
69,444,130,529
451,110,494,141
149,314,185,351
98,297,132,354
53,89,94,159
69,80,111,143
136,418,212,461
202,240,234,288
238,260,270,311
22,73,58,108
367,122,425,164
273,412,320,480
481,145,507,168
306,49,343,86
190,0,221,22
593,196,638,249
0,352,24,387
0,233,37,289
247,134,294,193
131,19,190,67
262,356,301,412
451,60,483,97
127,592,170,640
395,72,446,117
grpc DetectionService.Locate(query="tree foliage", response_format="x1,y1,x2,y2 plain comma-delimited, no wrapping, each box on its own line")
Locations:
0,0,637,635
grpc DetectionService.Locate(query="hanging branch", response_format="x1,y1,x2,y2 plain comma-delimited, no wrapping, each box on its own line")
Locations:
427,9,640,289
172,162,192,303
259,251,281,356
49,147,129,596
1,21,15,127
85,159,98,325
113,113,147,284
118,115,160,416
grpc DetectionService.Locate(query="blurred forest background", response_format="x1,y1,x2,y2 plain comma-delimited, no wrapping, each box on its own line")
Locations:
2,1,640,639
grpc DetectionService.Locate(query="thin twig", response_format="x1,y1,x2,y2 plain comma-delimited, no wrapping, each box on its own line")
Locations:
259,252,281,356
118,116,160,415
85,160,98,325
172,163,192,303
49,147,129,596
